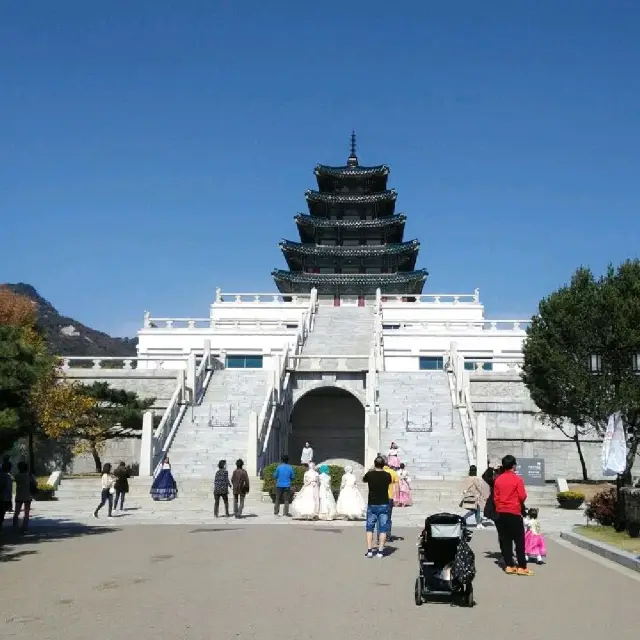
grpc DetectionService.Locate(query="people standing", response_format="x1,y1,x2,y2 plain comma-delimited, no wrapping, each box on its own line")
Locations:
460,465,490,528
317,465,337,521
363,456,392,558
291,462,320,520
213,459,231,517
386,442,401,470
93,463,115,519
393,463,413,507
272,455,295,517
336,465,365,520
12,461,37,533
0,461,13,532
113,462,130,512
231,459,250,519
493,455,533,576
300,442,314,467
150,456,178,501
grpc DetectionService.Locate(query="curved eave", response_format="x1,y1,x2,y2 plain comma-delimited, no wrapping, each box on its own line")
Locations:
305,190,397,205
279,240,419,257
294,214,407,230
314,164,390,178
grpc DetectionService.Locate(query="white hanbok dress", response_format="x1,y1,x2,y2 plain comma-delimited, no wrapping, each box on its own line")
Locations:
317,472,337,521
291,468,319,520
336,471,366,520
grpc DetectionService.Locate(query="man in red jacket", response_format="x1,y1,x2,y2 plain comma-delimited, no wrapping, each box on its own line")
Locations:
493,455,534,576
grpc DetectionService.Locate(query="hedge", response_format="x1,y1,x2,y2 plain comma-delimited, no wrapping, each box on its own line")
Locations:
262,463,344,495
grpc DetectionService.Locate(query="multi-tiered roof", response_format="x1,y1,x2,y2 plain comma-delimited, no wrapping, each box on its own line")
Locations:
272,134,428,297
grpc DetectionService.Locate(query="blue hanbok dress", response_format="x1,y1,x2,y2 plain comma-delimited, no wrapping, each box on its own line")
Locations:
150,463,178,501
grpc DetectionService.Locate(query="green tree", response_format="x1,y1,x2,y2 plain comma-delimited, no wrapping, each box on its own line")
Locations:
70,382,155,472
0,325,40,453
522,262,640,484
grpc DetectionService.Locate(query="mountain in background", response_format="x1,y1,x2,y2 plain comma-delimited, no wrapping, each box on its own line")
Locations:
1,283,138,357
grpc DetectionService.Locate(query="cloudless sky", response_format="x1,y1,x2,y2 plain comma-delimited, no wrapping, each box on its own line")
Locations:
1,1,639,337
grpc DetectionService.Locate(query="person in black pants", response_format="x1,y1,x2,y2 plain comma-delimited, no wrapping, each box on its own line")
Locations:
213,459,231,517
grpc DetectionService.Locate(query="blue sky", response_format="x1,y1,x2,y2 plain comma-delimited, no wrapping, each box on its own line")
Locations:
2,1,639,337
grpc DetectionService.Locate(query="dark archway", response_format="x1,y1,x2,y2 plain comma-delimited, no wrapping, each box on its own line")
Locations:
289,387,365,466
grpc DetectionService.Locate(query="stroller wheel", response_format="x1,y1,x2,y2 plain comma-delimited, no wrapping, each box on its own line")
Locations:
463,584,474,607
414,577,423,606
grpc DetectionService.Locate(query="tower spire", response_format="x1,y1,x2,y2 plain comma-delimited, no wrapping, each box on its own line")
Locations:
347,130,359,167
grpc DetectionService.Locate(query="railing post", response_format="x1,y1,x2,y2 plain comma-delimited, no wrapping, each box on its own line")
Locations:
186,353,196,401
140,411,154,476
247,410,258,476
476,412,487,469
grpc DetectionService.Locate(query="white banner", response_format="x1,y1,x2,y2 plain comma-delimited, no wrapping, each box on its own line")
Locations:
602,412,627,476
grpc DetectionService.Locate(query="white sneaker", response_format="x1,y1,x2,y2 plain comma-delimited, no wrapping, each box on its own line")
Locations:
376,551,385,558
365,550,374,558
477,523,484,529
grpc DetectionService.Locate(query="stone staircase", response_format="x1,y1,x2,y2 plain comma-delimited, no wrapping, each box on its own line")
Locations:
297,306,373,369
167,369,270,480
377,371,469,479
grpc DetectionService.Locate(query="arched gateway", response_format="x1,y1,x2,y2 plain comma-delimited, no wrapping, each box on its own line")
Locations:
288,387,365,466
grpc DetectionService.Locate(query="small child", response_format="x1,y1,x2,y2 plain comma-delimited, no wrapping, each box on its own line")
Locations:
524,508,547,564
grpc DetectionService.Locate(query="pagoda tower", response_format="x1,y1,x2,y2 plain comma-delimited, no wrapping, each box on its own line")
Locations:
272,134,428,303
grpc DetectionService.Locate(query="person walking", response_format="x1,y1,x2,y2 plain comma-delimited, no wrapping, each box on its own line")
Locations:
460,465,490,528
300,442,314,467
0,461,14,532
113,462,130,512
272,455,295,517
213,459,231,517
494,455,533,576
363,456,392,558
231,459,250,518
93,463,115,519
13,461,37,533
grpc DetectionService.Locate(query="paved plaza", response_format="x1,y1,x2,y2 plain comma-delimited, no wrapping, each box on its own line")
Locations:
1,523,639,640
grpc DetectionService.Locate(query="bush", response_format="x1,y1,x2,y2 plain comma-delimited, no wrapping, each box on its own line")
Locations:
585,488,618,526
557,490,585,500
37,482,55,492
262,463,344,495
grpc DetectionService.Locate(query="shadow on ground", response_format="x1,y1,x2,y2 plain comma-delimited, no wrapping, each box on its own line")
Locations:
0,518,116,563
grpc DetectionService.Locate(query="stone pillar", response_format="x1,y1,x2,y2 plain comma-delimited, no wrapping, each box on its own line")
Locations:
476,413,488,470
186,352,197,399
365,411,380,468
246,410,258,477
139,411,155,476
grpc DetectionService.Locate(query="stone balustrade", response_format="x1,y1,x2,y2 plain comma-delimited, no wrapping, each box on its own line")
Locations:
383,319,530,332
468,358,523,374
288,354,369,372
381,289,480,305
59,356,191,370
142,314,301,332
214,289,312,305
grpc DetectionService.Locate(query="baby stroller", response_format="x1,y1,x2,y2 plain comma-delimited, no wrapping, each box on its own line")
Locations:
415,512,475,607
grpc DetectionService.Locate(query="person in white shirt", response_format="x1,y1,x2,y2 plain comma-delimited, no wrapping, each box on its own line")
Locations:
300,442,313,467
93,463,115,518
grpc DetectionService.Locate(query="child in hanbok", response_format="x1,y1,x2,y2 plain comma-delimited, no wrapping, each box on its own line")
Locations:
317,465,337,521
150,456,178,501
524,508,547,564
387,442,401,470
393,463,413,507
291,463,320,520
336,465,365,520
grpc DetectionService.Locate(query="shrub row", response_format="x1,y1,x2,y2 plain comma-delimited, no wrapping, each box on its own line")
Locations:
262,463,344,495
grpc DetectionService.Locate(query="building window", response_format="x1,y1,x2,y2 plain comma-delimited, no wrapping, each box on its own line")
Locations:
419,356,444,370
464,359,493,371
226,355,264,369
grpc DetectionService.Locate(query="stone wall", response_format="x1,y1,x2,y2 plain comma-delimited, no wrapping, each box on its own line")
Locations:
471,374,606,480
63,369,180,411
68,438,142,474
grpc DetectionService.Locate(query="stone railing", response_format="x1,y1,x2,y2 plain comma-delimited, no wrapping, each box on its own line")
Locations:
214,289,312,305
467,358,524,375
142,315,301,331
382,320,530,333
59,356,188,370
288,354,370,372
381,289,480,305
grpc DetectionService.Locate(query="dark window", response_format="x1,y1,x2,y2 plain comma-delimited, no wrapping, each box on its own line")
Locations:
464,359,493,371
419,356,444,370
226,355,264,369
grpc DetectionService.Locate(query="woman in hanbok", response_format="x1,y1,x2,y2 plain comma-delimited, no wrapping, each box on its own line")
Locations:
336,465,365,520
291,462,320,520
317,465,337,521
524,508,547,564
150,456,178,501
393,463,413,507
387,442,401,470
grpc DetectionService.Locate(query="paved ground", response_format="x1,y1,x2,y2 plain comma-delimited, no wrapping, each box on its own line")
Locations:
1,524,638,640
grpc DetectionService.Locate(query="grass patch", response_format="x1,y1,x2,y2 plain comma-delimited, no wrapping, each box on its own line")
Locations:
575,525,640,554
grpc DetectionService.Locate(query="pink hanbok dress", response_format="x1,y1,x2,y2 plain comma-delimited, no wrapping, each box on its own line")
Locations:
524,518,547,558
393,469,413,506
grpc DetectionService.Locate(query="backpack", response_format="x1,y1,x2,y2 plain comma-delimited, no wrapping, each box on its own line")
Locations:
451,539,476,585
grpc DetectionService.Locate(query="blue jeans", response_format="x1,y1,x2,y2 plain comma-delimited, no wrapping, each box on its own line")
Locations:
464,507,482,525
366,504,390,534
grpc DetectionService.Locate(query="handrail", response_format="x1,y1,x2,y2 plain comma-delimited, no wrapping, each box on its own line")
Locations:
152,371,187,476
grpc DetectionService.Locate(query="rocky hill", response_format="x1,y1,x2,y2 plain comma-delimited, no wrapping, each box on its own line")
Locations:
1,283,138,357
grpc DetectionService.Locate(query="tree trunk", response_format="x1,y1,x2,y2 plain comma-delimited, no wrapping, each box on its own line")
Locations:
28,430,36,474
573,429,589,481
90,441,102,473
623,429,639,485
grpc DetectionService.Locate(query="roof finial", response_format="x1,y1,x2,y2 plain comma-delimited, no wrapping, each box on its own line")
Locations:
347,130,358,167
